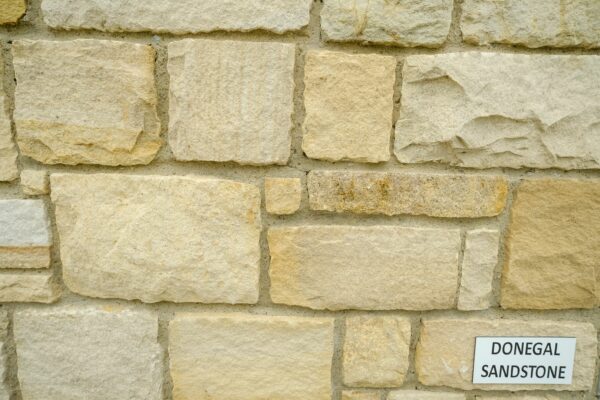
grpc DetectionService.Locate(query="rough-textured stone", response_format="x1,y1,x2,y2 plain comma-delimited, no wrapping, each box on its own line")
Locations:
501,179,600,309
0,200,51,269
269,225,460,310
0,312,9,400
416,318,597,391
0,0,26,24
0,272,59,303
388,391,466,400
169,313,333,400
168,39,295,165
461,0,600,49
0,52,18,182
322,0,453,47
12,39,161,166
394,52,600,170
343,316,411,387
302,51,395,163
264,177,302,215
20,169,49,195
457,229,500,311
42,0,312,34
341,391,380,400
14,307,162,400
51,173,261,304
476,396,560,400
308,171,508,218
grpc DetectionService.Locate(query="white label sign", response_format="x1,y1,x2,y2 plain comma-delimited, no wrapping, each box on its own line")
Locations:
472,337,576,385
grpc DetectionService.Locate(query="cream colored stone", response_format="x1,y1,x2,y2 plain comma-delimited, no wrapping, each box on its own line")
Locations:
0,271,59,303
12,39,161,166
343,316,411,387
457,229,500,310
168,39,295,165
0,52,18,182
169,313,333,400
416,318,597,391
269,225,460,310
322,0,453,47
42,0,312,34
388,391,465,400
51,173,261,303
501,179,600,309
308,171,508,218
302,50,395,163
341,390,380,400
14,307,162,400
0,0,26,24
461,0,600,48
265,177,302,215
395,52,600,170
20,169,49,195
476,396,560,400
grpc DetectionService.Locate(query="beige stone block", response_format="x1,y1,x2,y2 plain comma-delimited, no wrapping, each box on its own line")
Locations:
264,177,302,215
388,391,466,400
0,0,26,24
269,225,460,310
0,271,59,303
308,171,508,218
341,390,380,400
168,39,295,165
302,50,395,163
416,318,597,391
0,52,18,182
51,173,261,304
501,179,600,309
343,316,411,387
12,39,161,166
169,313,333,400
476,396,560,400
20,169,49,195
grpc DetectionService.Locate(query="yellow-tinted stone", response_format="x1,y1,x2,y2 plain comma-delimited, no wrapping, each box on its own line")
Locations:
0,52,18,181
264,177,302,215
20,169,49,195
0,0,26,24
341,390,380,400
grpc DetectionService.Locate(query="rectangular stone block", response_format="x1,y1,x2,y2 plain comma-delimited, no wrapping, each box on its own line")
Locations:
169,313,333,400
20,169,49,195
268,225,460,310
388,391,465,400
0,52,18,182
341,391,380,400
308,171,508,218
42,0,312,34
322,0,453,47
168,39,295,165
461,0,600,48
265,177,302,215
0,0,26,24
0,199,51,269
14,307,162,400
12,39,161,166
51,173,261,304
416,318,597,391
0,272,59,303
476,396,560,400
395,52,600,170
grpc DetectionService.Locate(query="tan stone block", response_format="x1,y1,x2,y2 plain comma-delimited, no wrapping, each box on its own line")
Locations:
343,316,411,387
0,271,59,303
0,52,18,182
308,171,508,218
476,396,560,400
416,318,597,391
388,390,465,400
264,177,302,215
51,173,261,303
341,390,380,400
20,169,49,195
168,39,295,165
0,0,26,24
302,50,395,163
169,313,333,400
501,179,600,309
12,39,161,166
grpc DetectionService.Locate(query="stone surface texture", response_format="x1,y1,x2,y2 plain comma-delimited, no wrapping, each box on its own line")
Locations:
268,225,460,310
0,312,9,400
20,169,49,195
264,177,302,215
51,173,261,304
168,39,295,165
0,272,59,303
308,171,508,218
395,52,600,170
0,0,26,24
12,39,161,166
477,396,560,400
416,318,597,391
169,313,333,400
0,52,18,182
302,50,395,163
502,179,600,309
388,391,466,400
14,307,162,400
343,316,411,387
341,391,380,400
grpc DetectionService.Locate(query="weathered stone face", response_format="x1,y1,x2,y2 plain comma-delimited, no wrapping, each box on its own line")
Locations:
169,313,334,400
264,177,302,215
0,312,9,400
477,396,561,400
394,52,600,170
20,169,49,195
0,272,59,303
388,391,466,400
12,39,161,166
168,39,295,165
268,225,460,310
0,0,26,24
51,173,261,304
0,52,18,182
341,391,380,400
501,179,600,309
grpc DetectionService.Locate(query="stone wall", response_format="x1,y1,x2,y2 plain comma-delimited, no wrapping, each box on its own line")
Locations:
0,0,599,399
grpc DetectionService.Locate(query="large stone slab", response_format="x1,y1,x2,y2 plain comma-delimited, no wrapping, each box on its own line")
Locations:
0,0,26,24
0,52,18,182
416,318,597,391
12,39,161,166
308,171,508,218
322,0,453,47
169,313,333,400
501,179,600,309
14,307,162,400
268,225,460,310
461,0,600,48
394,52,600,170
168,39,295,165
51,173,261,304
0,272,59,303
